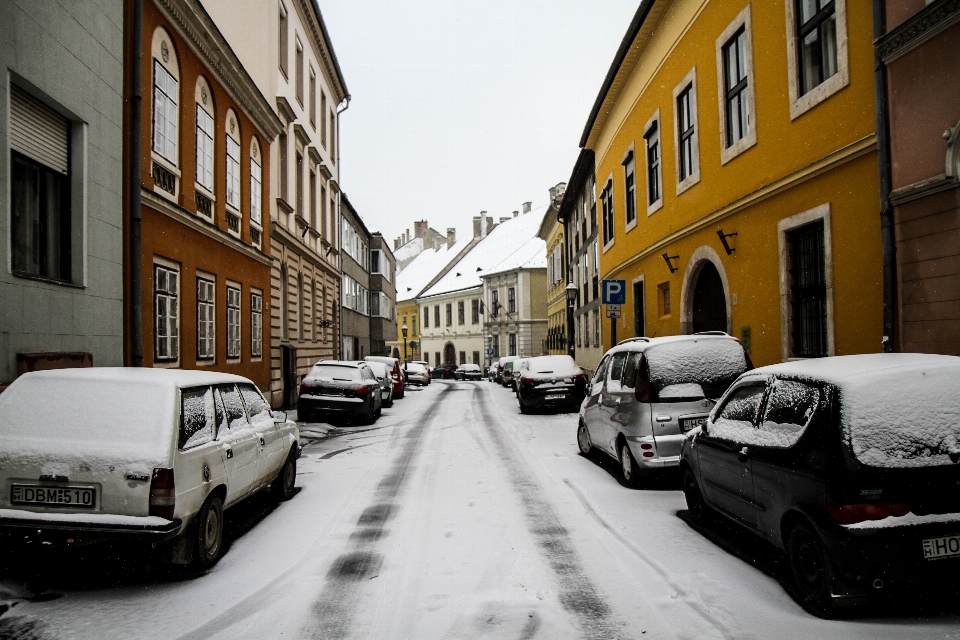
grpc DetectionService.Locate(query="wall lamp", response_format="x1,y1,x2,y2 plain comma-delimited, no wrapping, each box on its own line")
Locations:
717,229,738,255
662,253,679,273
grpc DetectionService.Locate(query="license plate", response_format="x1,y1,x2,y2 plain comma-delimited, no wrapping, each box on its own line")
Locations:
922,534,960,560
545,394,566,400
680,417,707,432
11,484,96,509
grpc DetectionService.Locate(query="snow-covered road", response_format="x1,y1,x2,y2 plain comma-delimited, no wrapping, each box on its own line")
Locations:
1,380,958,639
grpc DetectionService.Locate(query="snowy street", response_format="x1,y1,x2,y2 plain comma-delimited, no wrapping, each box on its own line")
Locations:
2,380,959,639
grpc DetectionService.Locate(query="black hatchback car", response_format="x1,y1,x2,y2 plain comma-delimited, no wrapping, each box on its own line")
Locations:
680,353,960,614
516,355,587,413
298,361,382,425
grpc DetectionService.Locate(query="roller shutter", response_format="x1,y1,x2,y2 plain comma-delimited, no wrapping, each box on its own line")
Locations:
10,85,69,175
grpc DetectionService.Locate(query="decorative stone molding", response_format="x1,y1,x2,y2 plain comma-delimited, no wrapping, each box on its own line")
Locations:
876,0,960,63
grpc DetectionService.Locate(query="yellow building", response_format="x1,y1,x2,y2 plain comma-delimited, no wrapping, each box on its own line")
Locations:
538,185,569,356
393,301,421,362
579,0,882,366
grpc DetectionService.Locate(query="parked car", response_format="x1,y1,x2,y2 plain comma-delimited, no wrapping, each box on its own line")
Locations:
499,356,521,387
363,360,395,407
516,355,587,413
487,361,500,382
299,361,383,424
434,363,459,379
0,368,299,569
411,361,433,381
365,356,405,399
454,363,482,381
577,333,752,487
508,358,529,392
404,362,431,386
680,353,960,613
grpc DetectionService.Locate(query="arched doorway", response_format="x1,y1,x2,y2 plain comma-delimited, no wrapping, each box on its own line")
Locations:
443,342,456,364
692,261,727,333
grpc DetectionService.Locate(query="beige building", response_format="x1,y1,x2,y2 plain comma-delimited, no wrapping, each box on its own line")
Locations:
201,0,348,406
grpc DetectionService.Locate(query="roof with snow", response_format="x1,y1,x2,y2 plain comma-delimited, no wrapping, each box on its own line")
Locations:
395,237,472,303
420,211,547,299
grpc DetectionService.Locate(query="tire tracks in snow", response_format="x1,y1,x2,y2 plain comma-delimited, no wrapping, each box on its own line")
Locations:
475,386,624,640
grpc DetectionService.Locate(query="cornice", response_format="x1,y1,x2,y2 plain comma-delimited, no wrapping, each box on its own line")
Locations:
142,188,272,266
293,0,348,102
293,123,311,147
276,96,297,124
153,0,284,140
876,0,960,63
889,174,959,206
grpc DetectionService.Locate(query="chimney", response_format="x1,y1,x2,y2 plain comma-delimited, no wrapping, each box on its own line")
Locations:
480,211,489,238
473,216,481,238
447,227,456,246
512,210,519,218
394,237,400,249
500,216,510,224
414,220,427,237
522,202,532,214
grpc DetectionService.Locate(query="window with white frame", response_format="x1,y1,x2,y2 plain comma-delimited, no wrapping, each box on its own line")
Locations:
601,180,614,247
197,278,215,360
785,0,848,119
717,5,757,164
226,114,240,211
195,105,214,192
371,250,391,282
251,290,263,358
250,141,262,226
227,285,241,359
155,264,179,362
341,274,369,315
623,148,636,229
644,111,662,213
153,59,178,165
673,68,700,193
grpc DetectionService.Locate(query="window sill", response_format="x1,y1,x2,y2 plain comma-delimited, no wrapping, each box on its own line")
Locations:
676,172,700,196
625,217,638,233
647,199,663,216
11,271,83,289
720,132,757,166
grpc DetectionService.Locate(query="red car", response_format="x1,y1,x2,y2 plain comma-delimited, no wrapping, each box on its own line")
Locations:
364,356,405,399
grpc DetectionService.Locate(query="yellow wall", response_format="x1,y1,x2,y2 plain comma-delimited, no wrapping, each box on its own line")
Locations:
395,300,422,360
589,0,882,365
542,215,568,355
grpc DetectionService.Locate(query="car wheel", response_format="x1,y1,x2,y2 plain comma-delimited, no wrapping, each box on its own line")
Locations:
519,398,529,414
384,394,394,408
682,469,710,524
577,422,592,455
788,522,833,611
272,451,297,501
619,441,642,488
193,492,225,569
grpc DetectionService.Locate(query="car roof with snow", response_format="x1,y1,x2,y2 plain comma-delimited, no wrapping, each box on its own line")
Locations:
608,332,740,354
4,366,252,389
744,352,959,385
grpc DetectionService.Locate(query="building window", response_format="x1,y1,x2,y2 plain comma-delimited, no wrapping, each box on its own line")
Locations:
472,351,480,365
435,352,441,367
788,221,827,357
251,290,263,358
321,92,327,147
251,144,262,227
491,289,500,317
309,169,317,228
152,60,178,165
226,120,241,211
576,315,581,348
458,301,465,324
623,149,636,229
155,264,179,362
492,334,500,358
445,303,452,326
644,111,662,214
295,151,303,216
295,38,304,105
658,281,671,317
11,152,71,281
309,66,316,128
786,0,848,119
278,2,288,76
196,105,214,193
197,278,215,360
279,133,288,201
601,180,614,247
717,6,757,164
673,68,700,193
227,285,241,359
471,299,480,324
507,288,516,313
434,305,440,327
459,351,466,365
423,305,429,328
508,333,517,357
330,110,336,163
411,312,416,331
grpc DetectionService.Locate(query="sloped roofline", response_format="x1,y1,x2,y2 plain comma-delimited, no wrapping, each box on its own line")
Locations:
307,0,350,101
557,149,596,222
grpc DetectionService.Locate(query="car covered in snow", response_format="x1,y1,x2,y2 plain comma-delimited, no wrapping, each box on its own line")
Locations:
403,361,431,386
515,355,587,413
577,333,752,486
364,356,405,399
0,368,299,569
299,361,383,424
360,360,394,407
454,363,482,381
680,353,960,613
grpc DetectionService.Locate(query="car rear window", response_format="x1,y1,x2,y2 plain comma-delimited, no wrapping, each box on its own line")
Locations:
841,363,960,468
528,356,579,376
309,365,362,381
181,387,215,450
645,339,749,399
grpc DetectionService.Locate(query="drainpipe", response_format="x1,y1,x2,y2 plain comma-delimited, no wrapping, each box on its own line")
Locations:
335,97,349,359
130,0,144,366
873,0,895,353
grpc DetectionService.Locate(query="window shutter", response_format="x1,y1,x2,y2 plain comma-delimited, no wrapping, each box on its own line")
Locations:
10,85,69,175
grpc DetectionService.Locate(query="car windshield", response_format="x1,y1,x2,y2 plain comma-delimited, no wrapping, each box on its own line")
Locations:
459,365,479,371
308,365,362,382
645,339,749,399
366,362,388,378
527,356,579,376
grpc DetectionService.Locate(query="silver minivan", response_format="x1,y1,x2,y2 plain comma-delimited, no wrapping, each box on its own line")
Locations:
577,333,751,486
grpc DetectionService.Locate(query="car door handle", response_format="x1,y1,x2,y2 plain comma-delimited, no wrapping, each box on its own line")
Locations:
225,447,234,459
737,446,749,463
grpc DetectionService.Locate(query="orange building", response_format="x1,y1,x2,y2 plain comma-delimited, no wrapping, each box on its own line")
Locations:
124,0,283,389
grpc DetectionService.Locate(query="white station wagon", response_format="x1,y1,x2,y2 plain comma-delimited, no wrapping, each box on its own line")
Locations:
0,368,299,568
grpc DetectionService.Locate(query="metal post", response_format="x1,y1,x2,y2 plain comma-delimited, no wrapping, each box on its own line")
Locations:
610,316,617,348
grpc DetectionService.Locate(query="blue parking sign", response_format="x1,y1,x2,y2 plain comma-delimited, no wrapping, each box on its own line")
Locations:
602,279,626,305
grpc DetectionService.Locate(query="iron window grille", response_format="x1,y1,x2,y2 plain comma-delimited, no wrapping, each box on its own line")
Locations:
796,0,838,96
723,26,750,147
788,220,827,357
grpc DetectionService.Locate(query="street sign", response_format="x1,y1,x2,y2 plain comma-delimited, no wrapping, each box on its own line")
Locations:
602,279,626,305
486,348,494,356
606,305,621,319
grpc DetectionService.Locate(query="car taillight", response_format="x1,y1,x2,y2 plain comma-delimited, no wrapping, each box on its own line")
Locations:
149,468,176,520
572,374,585,384
635,357,651,403
828,503,911,524
356,385,369,396
521,377,533,386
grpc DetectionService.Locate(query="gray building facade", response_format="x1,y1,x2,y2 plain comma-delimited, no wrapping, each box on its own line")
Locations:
1,0,124,390
369,233,396,357
340,194,370,360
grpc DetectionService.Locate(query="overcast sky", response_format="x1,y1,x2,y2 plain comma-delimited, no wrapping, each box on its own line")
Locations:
319,0,638,248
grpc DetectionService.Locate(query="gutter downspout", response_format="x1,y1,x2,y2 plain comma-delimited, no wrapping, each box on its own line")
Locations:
130,0,144,366
873,0,895,353
336,97,349,359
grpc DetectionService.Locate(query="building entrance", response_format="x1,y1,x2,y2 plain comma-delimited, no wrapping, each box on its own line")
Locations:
692,262,727,333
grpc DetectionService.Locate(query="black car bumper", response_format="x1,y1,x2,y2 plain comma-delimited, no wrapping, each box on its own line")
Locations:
518,386,584,409
300,394,373,417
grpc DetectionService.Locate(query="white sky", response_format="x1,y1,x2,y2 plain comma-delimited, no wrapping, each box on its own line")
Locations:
319,0,639,246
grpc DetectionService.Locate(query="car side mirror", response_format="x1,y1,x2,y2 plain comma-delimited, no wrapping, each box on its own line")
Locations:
272,410,288,423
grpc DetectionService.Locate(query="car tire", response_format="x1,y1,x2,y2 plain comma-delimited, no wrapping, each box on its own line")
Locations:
384,393,394,408
788,522,834,612
577,421,592,455
619,441,643,488
519,399,529,414
193,492,225,569
682,469,710,524
271,450,297,501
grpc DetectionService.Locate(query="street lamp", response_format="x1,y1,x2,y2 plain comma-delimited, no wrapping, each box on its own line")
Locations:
565,282,579,360
401,322,408,366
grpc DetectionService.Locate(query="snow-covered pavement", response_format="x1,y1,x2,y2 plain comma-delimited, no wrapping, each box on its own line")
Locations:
1,380,958,639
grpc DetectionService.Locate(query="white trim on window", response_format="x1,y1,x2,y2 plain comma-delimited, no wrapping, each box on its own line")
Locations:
197,273,216,362
716,4,757,164
226,282,242,361
785,0,849,120
153,258,181,367
643,109,663,216
672,66,700,196
251,288,263,360
601,174,615,253
622,143,638,233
